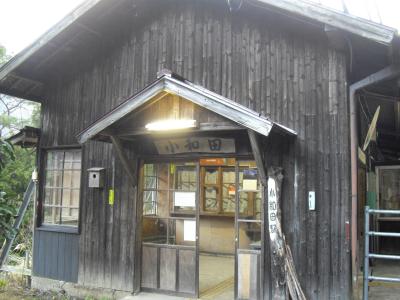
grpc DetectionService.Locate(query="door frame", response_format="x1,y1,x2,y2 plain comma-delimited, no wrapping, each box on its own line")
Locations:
234,160,265,300
136,157,200,298
134,154,263,298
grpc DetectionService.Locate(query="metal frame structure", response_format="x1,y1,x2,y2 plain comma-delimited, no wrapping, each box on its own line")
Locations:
363,206,400,300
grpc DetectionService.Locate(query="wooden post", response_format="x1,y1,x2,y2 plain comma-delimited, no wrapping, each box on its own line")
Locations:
110,136,136,186
248,130,305,300
266,168,287,300
248,130,272,299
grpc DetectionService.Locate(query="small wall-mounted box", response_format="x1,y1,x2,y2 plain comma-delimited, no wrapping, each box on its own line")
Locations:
87,167,105,188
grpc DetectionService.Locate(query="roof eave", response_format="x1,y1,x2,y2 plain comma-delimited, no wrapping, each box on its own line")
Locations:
77,75,296,144
253,0,397,45
0,0,103,84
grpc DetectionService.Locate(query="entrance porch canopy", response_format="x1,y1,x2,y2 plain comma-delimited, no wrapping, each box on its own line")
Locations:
77,71,297,144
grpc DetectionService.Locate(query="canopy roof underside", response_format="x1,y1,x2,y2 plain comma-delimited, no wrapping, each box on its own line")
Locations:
76,72,297,144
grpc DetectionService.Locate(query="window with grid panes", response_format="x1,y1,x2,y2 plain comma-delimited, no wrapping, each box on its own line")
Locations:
42,149,81,227
143,164,157,215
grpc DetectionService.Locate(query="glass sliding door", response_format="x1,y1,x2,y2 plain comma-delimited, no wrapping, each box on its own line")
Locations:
141,161,199,297
235,160,262,300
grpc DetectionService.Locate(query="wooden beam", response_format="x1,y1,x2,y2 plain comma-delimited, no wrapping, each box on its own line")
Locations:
33,31,82,71
110,135,136,187
116,122,244,137
76,22,103,39
253,0,396,45
247,129,268,299
247,130,267,185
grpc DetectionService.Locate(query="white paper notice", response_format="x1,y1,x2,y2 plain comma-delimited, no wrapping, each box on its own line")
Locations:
174,192,196,207
243,179,258,191
184,220,196,242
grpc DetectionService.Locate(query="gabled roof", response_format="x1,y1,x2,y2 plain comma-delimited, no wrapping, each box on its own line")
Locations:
76,72,297,144
7,126,40,148
0,0,397,101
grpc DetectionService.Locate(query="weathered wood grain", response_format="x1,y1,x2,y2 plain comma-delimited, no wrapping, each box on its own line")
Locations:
36,1,351,298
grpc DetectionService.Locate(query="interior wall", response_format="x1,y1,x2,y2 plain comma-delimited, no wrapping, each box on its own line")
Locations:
199,217,235,254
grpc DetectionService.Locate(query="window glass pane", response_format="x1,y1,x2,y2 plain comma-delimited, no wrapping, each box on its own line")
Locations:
169,219,196,246
204,168,218,185
173,191,196,214
204,187,218,211
61,208,79,226
47,151,64,170
64,152,74,169
44,188,62,206
379,169,400,211
157,164,169,190
45,171,63,188
72,171,81,188
71,190,80,207
62,189,71,206
143,191,157,215
42,149,81,227
238,167,261,220
63,170,72,188
43,206,61,225
143,217,168,244
144,164,157,189
156,190,169,218
222,169,235,213
175,166,196,191
238,221,261,250
144,176,157,189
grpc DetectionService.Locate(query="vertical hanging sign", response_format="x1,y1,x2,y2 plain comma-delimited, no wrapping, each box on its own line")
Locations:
268,177,278,237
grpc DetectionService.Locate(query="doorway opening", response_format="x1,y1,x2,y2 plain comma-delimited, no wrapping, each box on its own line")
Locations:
139,157,262,299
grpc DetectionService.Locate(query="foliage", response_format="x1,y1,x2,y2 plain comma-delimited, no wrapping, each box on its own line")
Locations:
0,46,39,264
0,278,7,291
0,140,16,240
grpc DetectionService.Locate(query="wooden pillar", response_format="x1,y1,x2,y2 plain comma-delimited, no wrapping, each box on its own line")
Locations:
248,130,305,300
248,130,275,299
110,135,136,187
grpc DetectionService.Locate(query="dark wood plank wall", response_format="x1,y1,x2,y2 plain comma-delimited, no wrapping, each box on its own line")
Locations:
39,1,351,298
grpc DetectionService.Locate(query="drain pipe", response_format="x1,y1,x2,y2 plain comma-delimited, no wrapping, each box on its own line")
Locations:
349,64,400,290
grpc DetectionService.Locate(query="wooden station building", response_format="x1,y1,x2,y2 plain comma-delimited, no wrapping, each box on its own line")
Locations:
1,0,400,299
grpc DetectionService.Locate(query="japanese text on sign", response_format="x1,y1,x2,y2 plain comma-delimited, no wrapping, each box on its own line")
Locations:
268,178,278,235
154,137,235,154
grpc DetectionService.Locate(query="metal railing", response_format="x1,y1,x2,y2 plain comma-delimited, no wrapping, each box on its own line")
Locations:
363,206,400,300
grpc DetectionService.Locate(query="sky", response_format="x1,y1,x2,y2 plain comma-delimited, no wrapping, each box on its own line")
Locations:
0,0,84,55
0,0,399,56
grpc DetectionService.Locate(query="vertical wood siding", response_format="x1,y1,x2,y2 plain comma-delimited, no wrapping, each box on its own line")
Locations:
32,230,79,283
39,2,350,298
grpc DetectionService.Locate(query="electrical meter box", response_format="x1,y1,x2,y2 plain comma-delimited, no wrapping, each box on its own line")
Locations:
87,167,105,188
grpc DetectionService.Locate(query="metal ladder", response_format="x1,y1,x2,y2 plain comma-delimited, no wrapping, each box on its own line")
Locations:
0,179,36,270
363,206,400,300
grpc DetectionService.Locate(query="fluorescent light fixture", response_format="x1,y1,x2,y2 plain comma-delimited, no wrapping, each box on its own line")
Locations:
145,119,197,131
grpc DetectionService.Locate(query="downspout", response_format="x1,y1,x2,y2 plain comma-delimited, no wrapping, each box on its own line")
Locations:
349,64,400,290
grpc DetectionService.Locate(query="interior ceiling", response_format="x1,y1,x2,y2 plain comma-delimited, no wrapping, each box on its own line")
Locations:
361,80,400,162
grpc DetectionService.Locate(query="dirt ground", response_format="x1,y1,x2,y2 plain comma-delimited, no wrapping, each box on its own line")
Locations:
0,274,74,300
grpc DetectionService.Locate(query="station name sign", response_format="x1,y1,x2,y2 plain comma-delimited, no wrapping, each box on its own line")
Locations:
154,137,235,154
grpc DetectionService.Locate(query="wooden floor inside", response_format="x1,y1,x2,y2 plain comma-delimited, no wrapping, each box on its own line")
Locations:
199,254,234,300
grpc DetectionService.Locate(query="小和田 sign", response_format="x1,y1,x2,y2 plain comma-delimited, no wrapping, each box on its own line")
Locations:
154,137,235,154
